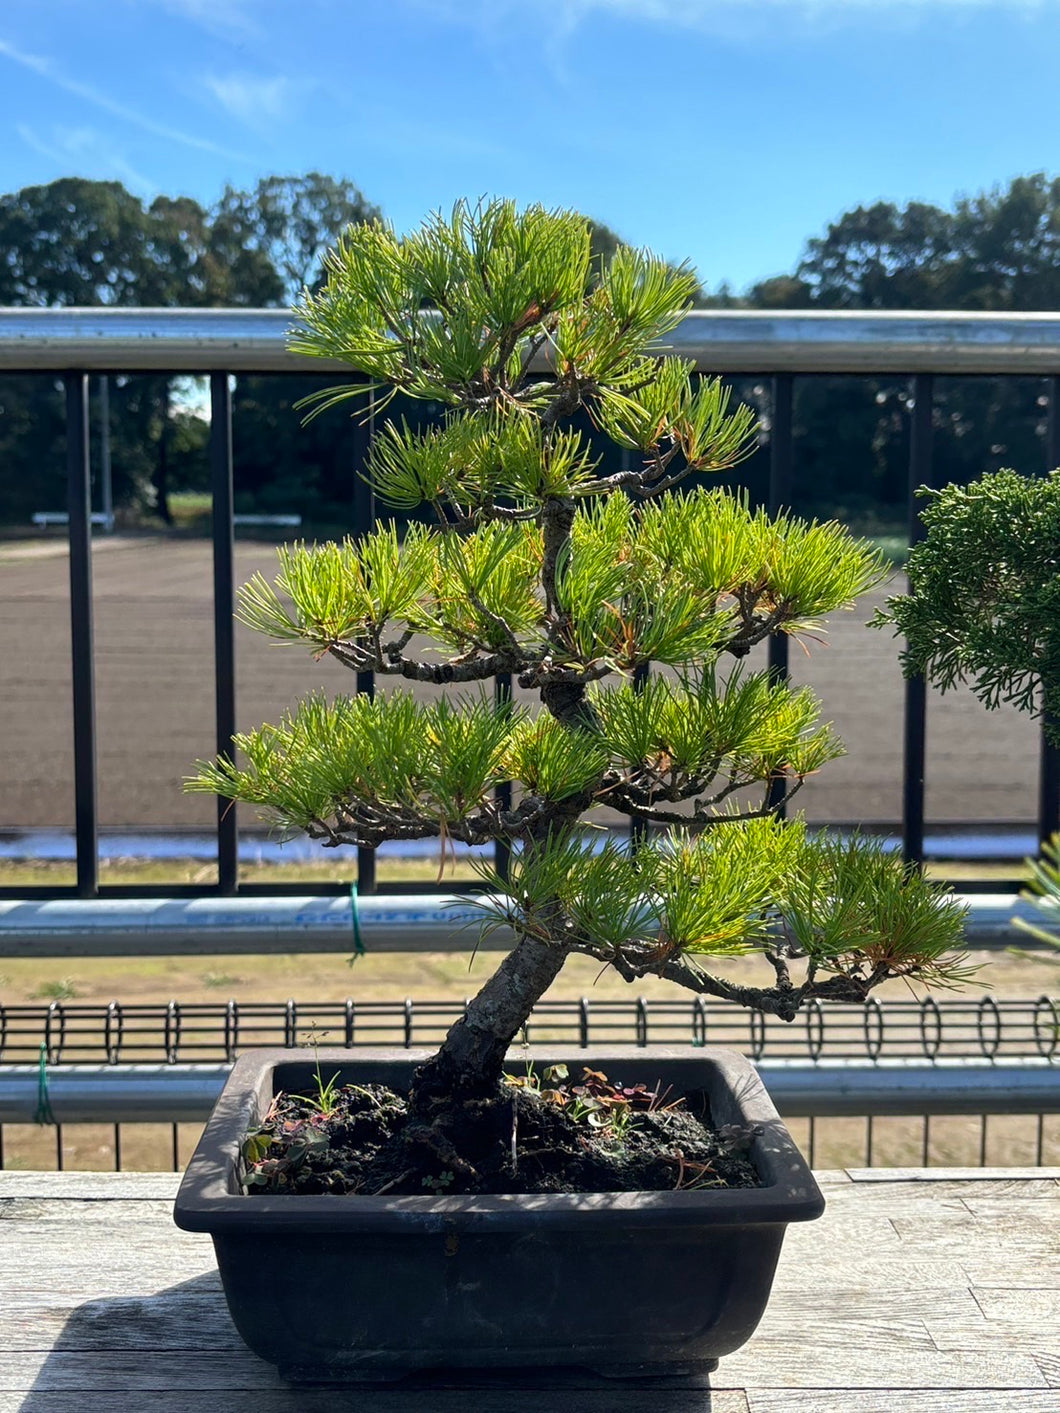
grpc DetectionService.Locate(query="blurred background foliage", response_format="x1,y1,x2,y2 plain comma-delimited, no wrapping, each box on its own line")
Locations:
2,172,1059,537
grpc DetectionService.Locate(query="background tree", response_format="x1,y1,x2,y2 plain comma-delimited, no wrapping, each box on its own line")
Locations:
743,175,1060,525
0,175,380,525
212,173,381,303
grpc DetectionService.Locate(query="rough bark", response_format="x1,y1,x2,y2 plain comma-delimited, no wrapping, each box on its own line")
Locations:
411,932,568,1107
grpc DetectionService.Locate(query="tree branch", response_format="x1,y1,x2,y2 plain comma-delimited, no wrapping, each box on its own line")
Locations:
328,642,530,685
604,779,804,827
569,945,894,1022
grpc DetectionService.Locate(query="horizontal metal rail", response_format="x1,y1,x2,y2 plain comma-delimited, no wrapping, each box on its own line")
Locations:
1,996,1055,1066
3,306,1060,903
7,307,1060,374
0,894,1052,957
0,1058,1055,1124
0,894,510,956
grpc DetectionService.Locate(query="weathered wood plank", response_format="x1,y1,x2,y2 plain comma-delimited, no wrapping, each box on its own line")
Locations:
0,1169,1055,1405
1,1341,1049,1396
927,1320,1060,1355
961,1260,1060,1289
0,1391,751,1413
719,1345,1046,1390
971,1287,1060,1321
0,1199,188,1224
889,1213,1059,1251
743,1290,982,1324
749,1394,1060,1413
844,1168,1060,1183
0,1173,179,1200
771,1254,971,1291
961,1196,1060,1220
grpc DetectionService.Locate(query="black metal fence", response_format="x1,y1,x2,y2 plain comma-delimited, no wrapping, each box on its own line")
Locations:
3,1111,1055,1176
1,995,1056,1173
4,308,1060,902
1,994,1057,1065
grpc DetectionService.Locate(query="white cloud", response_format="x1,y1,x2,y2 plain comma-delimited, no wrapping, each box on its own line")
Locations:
138,0,261,42
16,122,156,194
0,36,252,162
201,72,299,129
414,0,1054,32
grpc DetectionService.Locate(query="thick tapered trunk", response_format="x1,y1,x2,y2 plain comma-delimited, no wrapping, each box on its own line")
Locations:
412,933,568,1108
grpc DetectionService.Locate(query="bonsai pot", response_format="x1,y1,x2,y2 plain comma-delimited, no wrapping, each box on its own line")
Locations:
174,1045,824,1383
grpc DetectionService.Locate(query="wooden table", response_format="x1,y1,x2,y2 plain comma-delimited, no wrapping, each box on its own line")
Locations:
2,1169,1058,1412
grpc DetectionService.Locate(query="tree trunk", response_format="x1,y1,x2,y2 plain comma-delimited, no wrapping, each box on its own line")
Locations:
411,932,568,1109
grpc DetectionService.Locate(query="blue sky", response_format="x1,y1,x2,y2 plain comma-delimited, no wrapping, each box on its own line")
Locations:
2,0,1060,294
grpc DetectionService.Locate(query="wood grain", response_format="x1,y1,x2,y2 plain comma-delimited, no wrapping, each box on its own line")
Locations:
748,1395,1060,1413
0,1393,749,1413
0,1170,1056,1406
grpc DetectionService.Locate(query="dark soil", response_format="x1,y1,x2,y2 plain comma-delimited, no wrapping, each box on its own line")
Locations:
241,1066,761,1197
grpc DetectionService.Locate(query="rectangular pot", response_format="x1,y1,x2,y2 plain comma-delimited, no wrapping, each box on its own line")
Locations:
174,1045,824,1382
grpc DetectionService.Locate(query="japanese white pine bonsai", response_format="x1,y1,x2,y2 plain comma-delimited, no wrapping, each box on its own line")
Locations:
190,200,969,1118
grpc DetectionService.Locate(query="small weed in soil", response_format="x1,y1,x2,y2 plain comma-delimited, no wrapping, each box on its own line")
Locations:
241,1066,761,1197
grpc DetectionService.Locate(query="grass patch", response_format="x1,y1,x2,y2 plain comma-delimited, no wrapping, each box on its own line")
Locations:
0,855,483,888
29,977,79,1001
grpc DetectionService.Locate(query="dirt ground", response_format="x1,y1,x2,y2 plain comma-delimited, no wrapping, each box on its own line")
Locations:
0,533,1043,838
0,940,1055,1008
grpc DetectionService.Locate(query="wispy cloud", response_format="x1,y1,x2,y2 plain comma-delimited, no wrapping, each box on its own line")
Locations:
16,122,156,194
137,0,262,43
413,0,1055,33
201,71,300,130
0,36,252,162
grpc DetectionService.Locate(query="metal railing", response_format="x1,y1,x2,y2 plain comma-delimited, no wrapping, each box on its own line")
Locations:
3,307,1060,906
0,994,1054,1172
0,994,1056,1066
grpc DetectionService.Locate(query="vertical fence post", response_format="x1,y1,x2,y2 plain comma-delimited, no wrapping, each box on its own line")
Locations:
767,373,794,815
351,383,377,894
495,672,513,882
1038,375,1060,847
210,373,238,894
66,372,98,897
903,373,933,868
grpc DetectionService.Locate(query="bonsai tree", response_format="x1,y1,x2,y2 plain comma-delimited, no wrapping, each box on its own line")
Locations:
879,465,1060,955
190,200,968,1117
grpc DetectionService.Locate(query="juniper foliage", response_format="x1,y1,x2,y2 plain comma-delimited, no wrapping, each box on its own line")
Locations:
878,467,1060,738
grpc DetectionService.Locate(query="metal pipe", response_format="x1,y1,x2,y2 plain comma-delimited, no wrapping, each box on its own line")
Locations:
9,308,1060,375
0,1065,232,1123
0,1059,1055,1124
0,893,1050,957
0,895,515,957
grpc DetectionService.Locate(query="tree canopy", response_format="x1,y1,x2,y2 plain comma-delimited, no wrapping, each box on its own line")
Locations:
0,174,378,523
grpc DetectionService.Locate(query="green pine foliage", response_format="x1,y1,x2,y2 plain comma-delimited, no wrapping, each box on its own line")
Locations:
470,822,969,992
879,468,1060,736
189,199,970,1023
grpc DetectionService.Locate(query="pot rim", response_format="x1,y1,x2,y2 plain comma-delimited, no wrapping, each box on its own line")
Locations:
174,1045,826,1233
